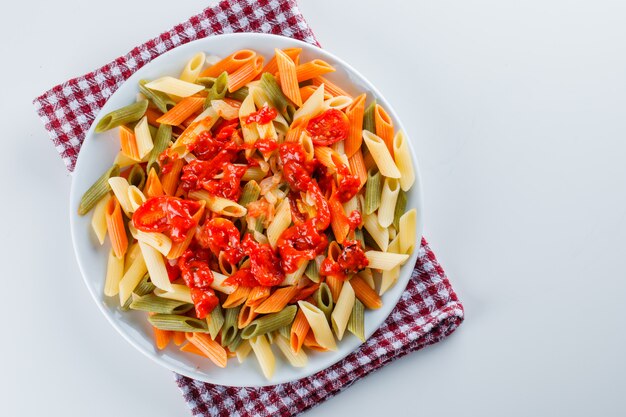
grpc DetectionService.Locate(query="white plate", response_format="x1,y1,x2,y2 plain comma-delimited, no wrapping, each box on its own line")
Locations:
70,33,423,387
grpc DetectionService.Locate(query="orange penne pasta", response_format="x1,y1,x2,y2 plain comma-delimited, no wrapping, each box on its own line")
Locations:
290,308,310,353
153,327,172,350
299,85,318,103
303,331,328,352
326,275,344,303
311,76,351,98
261,47,302,76
156,96,205,126
344,93,366,157
350,275,382,309
238,303,259,329
348,149,368,189
285,118,308,143
119,126,139,160
363,149,377,172
228,55,264,92
160,158,184,196
143,167,164,198
329,196,350,244
145,107,163,127
275,49,302,107
172,331,186,346
180,342,209,357
246,286,271,306
375,104,394,156
222,286,252,309
199,49,256,77
105,197,128,259
253,286,299,314
314,146,341,170
185,332,228,367
289,283,320,304
167,201,205,259
295,59,335,82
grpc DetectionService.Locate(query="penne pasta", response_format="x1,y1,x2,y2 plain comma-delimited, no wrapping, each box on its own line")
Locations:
290,308,310,354
118,254,148,305
185,332,228,368
119,125,140,161
154,284,192,304
363,212,389,252
179,52,206,83
78,164,120,215
200,49,256,78
364,250,410,271
393,131,416,191
378,177,401,228
344,93,366,157
331,281,355,341
374,104,394,155
91,193,110,244
398,208,418,255
95,100,149,133
297,301,337,351
266,198,291,249
188,190,247,217
156,96,205,126
362,130,401,178
228,55,264,92
275,49,302,107
144,77,204,98
295,59,335,82
249,335,275,379
108,177,133,216
138,241,173,292
275,335,308,367
105,197,128,259
103,249,124,297
350,275,382,310
253,286,298,314
133,116,154,159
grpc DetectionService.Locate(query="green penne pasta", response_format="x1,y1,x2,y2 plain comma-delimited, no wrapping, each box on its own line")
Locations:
363,100,377,133
266,330,277,344
139,80,175,113
253,215,265,233
278,325,291,340
314,283,334,321
354,228,366,249
393,190,408,230
121,274,155,310
364,169,382,215
227,86,249,101
146,124,172,174
148,124,158,139
237,180,261,207
78,164,120,215
129,294,193,315
128,164,146,190
221,306,241,346
347,298,365,342
207,303,225,340
228,332,244,351
260,73,294,123
204,72,228,109
304,259,320,283
95,100,149,133
195,76,217,88
240,305,297,339
148,314,208,332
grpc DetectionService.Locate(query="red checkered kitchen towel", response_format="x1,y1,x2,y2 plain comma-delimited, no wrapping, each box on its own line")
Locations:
33,0,464,415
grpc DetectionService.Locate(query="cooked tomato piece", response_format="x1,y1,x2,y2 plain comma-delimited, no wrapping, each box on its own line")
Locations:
306,109,349,146
320,240,369,279
190,287,219,319
280,143,316,192
245,104,278,125
277,220,328,273
132,196,201,242
196,218,244,264
241,234,285,286
223,267,259,287
201,163,246,201
307,182,331,231
177,249,214,289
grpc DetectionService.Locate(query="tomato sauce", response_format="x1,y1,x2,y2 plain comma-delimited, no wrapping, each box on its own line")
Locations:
241,234,285,286
245,104,278,125
132,196,201,242
279,143,316,192
306,109,349,146
223,267,259,287
320,240,369,279
277,220,329,273
196,218,244,264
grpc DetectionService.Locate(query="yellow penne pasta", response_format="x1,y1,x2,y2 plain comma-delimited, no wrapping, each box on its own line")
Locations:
154,284,192,304
365,250,410,270
127,185,146,212
266,198,291,248
275,335,307,367
104,249,124,297
331,281,355,341
118,254,148,305
292,84,324,122
188,190,247,217
144,76,205,98
363,212,389,252
399,208,418,255
179,52,206,83
138,241,173,292
393,131,416,191
91,193,110,245
378,178,400,228
297,300,337,351
133,116,154,159
362,130,401,178
108,177,133,216
250,335,275,379
128,223,172,256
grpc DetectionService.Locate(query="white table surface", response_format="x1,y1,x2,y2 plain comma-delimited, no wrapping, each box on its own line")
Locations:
3,0,626,416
